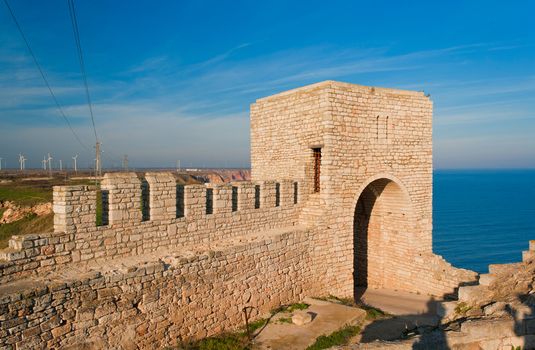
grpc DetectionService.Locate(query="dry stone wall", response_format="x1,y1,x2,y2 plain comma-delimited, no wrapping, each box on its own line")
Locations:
0,227,318,349
0,80,481,349
0,172,302,283
251,81,476,297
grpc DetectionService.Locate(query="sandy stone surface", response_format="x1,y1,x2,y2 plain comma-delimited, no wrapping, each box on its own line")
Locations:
254,300,366,350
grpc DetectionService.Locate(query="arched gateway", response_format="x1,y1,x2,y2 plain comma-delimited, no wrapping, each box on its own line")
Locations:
251,80,476,298
0,81,480,349
353,177,415,291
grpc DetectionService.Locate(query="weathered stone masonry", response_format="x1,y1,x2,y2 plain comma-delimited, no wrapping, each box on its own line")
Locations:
0,81,477,349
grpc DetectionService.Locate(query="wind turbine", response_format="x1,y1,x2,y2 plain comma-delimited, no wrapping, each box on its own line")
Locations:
18,154,23,171
122,154,128,171
72,154,78,173
59,159,63,171
42,157,47,170
47,153,53,176
0,157,3,171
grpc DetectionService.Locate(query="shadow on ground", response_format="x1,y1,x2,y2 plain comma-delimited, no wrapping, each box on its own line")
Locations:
358,294,451,349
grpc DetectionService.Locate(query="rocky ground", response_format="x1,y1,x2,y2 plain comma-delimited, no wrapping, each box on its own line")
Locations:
337,241,535,349
0,200,52,224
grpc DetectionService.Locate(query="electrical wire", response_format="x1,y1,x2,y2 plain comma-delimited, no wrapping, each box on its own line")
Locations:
67,0,98,142
2,0,90,151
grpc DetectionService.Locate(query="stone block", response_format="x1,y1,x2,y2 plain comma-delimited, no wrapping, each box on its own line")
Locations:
436,301,457,319
478,274,495,286
523,250,535,262
483,301,507,316
458,285,490,304
292,311,313,326
460,318,515,340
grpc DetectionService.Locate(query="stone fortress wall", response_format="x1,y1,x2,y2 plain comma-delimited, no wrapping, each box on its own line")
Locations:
251,81,476,297
0,173,302,284
0,81,481,349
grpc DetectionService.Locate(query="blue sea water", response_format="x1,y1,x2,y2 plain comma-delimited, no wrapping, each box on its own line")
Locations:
433,169,535,273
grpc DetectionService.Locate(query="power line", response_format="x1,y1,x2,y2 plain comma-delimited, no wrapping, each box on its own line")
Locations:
2,0,90,151
67,0,102,178
67,0,98,142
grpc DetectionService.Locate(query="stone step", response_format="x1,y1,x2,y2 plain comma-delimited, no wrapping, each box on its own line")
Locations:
478,273,496,286
523,250,535,262
488,262,522,275
437,300,458,319
457,284,490,304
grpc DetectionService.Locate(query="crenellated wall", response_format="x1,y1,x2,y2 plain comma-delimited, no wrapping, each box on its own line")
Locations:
0,81,482,349
0,172,302,284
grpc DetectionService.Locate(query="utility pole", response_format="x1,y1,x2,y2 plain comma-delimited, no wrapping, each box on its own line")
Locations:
95,142,102,177
47,153,53,177
122,154,128,171
42,157,47,170
0,157,3,171
72,154,78,173
59,159,63,171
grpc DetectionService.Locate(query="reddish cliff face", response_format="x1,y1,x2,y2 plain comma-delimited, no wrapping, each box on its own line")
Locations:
189,169,251,184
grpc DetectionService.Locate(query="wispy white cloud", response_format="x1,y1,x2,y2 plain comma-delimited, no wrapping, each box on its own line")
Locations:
1,40,534,168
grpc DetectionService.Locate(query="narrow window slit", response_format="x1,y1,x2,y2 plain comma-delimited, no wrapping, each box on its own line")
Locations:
313,148,321,193
176,185,184,218
96,189,109,226
254,185,261,209
293,182,298,204
141,180,150,221
231,186,238,212
206,188,213,215
275,183,280,207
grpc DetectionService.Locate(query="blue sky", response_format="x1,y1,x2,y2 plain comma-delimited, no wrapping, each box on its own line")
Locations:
1,0,534,169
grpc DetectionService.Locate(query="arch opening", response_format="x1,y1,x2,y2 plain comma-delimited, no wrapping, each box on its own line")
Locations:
353,178,414,298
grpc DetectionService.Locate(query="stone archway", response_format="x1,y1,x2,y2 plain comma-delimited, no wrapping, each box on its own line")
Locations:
353,177,415,297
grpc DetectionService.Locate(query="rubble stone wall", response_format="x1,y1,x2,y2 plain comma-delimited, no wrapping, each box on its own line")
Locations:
0,227,319,350
0,172,302,284
0,81,480,349
251,81,476,297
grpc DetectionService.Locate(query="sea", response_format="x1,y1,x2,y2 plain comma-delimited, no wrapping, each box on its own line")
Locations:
433,169,535,273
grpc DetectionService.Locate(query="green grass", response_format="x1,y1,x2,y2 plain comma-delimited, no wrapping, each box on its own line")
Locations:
173,318,267,350
306,325,361,350
0,178,98,207
0,185,51,207
315,295,356,307
95,190,104,226
271,302,310,314
245,318,267,333
175,334,250,350
455,302,472,315
0,177,99,246
315,295,387,320
354,302,388,320
277,317,293,324
0,213,54,248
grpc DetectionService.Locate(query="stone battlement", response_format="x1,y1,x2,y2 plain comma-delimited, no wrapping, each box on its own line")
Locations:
0,172,302,283
0,81,482,349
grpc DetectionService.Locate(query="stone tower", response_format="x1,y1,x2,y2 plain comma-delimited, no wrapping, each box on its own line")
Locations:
251,81,469,295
